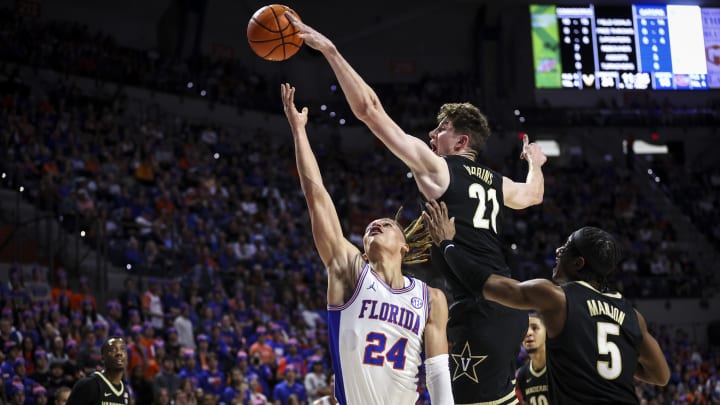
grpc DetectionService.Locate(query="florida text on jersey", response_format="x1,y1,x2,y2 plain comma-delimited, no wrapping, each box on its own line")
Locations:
327,264,430,405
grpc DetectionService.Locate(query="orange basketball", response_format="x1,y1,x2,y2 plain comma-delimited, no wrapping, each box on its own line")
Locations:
247,4,303,61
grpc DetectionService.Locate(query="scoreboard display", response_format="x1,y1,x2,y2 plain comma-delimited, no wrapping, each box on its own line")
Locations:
531,4,720,90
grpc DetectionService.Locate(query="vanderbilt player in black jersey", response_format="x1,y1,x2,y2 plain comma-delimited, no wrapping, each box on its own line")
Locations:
424,200,670,405
281,15,547,404
516,314,549,405
67,336,130,405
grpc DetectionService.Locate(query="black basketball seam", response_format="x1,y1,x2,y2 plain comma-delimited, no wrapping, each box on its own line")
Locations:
261,43,287,59
250,18,282,34
248,31,300,44
268,5,287,60
248,25,300,39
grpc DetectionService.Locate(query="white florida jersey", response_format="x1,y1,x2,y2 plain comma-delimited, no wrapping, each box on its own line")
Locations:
328,264,430,405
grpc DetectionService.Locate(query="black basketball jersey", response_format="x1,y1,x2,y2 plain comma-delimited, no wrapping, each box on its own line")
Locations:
67,371,129,405
516,360,549,405
430,154,507,297
547,282,642,405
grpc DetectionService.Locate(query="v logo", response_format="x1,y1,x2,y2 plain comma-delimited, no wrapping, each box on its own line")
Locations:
451,341,488,383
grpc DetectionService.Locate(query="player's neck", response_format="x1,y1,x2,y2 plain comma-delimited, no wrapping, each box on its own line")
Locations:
103,369,124,385
529,351,546,371
456,149,477,161
368,261,405,289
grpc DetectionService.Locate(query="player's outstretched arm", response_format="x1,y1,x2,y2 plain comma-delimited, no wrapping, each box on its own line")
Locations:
503,134,547,209
634,310,670,386
423,286,454,405
285,13,446,192
282,83,361,303
424,199,565,320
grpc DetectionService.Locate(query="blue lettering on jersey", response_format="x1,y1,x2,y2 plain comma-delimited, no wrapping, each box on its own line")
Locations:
358,300,421,335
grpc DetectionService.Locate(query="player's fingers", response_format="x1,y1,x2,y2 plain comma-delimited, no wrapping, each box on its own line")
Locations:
301,107,308,115
427,200,441,216
439,201,448,219
424,201,438,219
284,11,298,24
423,202,434,217
522,134,529,148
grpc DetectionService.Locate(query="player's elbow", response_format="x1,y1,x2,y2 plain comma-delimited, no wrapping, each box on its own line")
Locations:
647,371,670,387
521,188,544,207
530,190,544,206
637,363,670,386
656,365,671,386
352,93,384,123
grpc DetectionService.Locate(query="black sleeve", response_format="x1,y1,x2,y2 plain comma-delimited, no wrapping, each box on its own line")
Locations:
67,376,99,405
439,240,494,291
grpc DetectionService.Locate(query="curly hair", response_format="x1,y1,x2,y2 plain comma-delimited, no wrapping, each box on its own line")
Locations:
393,208,433,265
437,102,491,155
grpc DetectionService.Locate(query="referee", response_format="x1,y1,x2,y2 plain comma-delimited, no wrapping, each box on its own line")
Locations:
67,336,130,405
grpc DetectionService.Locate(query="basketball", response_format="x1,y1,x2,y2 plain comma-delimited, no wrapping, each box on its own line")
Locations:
247,5,303,61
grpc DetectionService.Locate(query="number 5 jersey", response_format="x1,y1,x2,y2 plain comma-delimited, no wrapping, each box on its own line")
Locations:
547,281,642,404
328,264,430,405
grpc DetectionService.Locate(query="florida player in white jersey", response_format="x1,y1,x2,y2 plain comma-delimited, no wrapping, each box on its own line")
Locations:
282,83,454,405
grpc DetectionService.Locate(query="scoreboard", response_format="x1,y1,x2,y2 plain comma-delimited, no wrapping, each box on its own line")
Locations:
531,4,720,90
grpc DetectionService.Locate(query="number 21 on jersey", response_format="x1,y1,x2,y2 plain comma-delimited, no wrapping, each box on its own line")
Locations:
468,183,499,233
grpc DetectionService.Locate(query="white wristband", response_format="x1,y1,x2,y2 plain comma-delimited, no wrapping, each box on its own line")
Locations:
425,354,454,405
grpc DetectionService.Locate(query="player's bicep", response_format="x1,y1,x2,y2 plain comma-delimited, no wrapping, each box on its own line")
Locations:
502,177,542,210
502,177,526,209
424,287,449,358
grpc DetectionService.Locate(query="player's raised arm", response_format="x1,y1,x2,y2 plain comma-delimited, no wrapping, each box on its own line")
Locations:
281,83,362,304
503,134,547,209
423,199,565,318
285,13,447,193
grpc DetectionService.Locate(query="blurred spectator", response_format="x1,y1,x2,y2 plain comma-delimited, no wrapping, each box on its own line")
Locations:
304,358,330,404
54,386,71,405
142,279,164,329
248,374,269,404
272,366,306,405
153,355,181,398
249,327,275,367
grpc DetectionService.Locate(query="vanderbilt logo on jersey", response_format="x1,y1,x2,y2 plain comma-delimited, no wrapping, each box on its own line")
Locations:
451,341,487,383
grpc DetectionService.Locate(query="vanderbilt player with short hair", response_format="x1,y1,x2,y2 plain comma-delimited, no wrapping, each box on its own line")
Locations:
424,200,669,404
516,313,549,405
67,336,130,405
